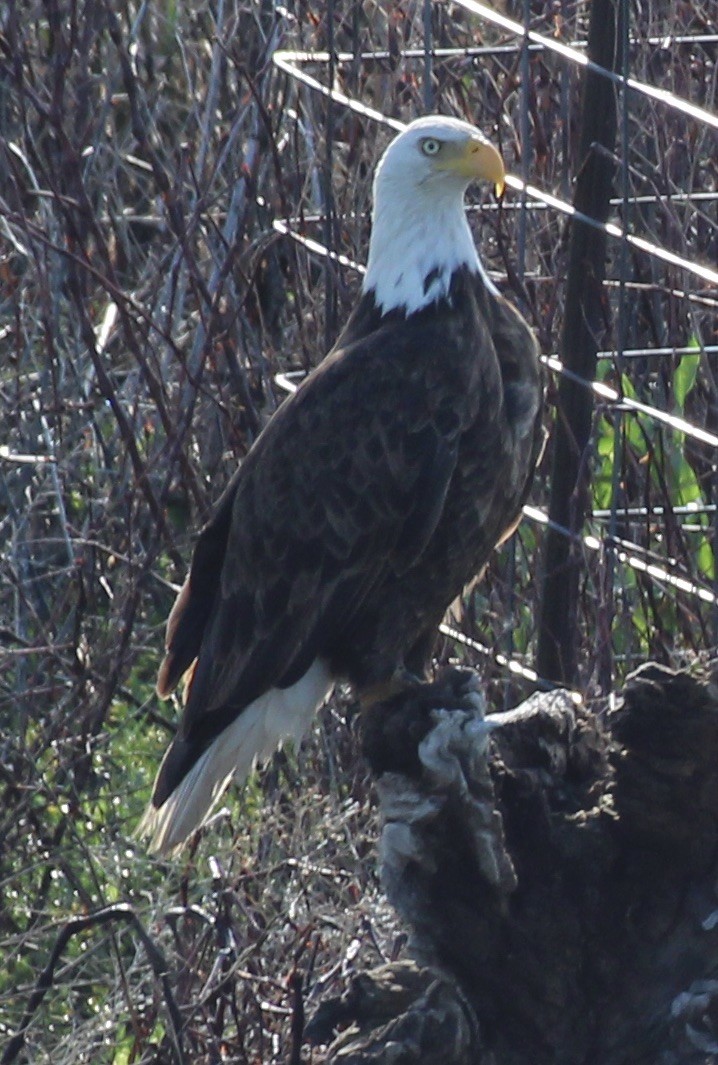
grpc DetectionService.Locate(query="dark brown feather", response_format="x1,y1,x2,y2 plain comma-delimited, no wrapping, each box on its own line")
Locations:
152,265,543,805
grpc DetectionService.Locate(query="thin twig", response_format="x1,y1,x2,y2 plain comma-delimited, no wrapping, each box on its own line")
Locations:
2,904,185,1065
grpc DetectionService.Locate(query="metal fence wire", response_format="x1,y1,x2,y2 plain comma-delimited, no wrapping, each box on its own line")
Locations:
271,0,718,702
0,0,717,722
1,1,717,1058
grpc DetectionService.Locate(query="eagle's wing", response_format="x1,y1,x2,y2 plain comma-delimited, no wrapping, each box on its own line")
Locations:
155,314,481,784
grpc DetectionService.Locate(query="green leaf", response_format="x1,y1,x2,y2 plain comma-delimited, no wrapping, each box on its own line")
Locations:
597,417,614,458
112,1036,132,1065
620,372,637,399
697,536,715,582
672,453,702,507
674,351,700,411
592,416,615,510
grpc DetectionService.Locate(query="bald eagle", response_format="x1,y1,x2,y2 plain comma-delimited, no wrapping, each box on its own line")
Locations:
140,115,544,854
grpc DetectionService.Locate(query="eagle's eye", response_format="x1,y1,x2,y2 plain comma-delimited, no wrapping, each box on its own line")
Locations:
420,137,442,157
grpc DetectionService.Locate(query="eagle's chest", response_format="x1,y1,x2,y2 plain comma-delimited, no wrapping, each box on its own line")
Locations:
440,413,521,577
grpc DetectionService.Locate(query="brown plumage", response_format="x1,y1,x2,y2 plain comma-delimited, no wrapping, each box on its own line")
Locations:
139,116,544,854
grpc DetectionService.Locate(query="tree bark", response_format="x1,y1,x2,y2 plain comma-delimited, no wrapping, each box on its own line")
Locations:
308,664,718,1064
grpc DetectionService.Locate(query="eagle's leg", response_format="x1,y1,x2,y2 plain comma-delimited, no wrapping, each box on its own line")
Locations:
354,622,445,709
358,665,425,710
404,627,440,681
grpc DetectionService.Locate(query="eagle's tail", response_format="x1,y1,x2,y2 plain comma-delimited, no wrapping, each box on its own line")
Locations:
138,660,333,855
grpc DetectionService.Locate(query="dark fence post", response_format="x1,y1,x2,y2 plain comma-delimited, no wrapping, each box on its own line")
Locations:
536,0,620,686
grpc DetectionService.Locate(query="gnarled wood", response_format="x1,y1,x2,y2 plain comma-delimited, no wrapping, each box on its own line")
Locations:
309,664,718,1064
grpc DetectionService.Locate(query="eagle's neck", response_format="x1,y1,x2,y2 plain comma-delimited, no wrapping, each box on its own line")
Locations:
362,183,498,316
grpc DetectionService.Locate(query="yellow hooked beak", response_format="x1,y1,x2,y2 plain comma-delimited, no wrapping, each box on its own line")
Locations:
443,135,506,197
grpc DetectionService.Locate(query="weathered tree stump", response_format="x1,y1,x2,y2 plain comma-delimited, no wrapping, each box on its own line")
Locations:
307,664,718,1064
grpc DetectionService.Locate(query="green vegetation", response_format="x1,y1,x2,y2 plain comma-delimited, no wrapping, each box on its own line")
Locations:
1,0,715,1059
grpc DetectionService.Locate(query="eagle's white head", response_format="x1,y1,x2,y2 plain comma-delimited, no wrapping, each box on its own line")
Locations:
363,115,505,316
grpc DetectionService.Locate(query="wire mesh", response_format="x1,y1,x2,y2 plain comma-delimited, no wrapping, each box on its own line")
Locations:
1,2,717,1059
270,0,718,699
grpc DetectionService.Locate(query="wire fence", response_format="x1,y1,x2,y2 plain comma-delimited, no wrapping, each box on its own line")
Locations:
271,0,718,699
0,0,716,1060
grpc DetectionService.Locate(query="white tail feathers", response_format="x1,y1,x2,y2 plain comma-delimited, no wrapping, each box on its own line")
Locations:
139,660,334,855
